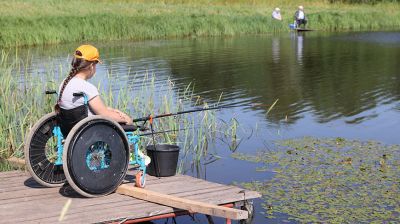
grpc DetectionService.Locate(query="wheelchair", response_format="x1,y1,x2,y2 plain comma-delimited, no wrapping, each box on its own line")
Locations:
24,91,148,197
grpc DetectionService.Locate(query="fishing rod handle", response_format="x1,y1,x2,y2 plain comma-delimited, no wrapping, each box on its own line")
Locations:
132,113,171,123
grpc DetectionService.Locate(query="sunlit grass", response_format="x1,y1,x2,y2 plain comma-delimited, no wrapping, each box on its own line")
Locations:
1,0,399,47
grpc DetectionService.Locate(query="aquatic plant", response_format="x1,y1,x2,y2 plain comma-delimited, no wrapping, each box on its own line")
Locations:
234,137,400,223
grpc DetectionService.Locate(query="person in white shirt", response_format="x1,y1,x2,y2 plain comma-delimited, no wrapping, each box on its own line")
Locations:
294,5,307,28
272,7,282,21
56,44,133,126
55,44,151,167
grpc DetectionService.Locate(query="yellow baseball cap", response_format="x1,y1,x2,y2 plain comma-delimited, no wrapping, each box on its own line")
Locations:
74,44,101,63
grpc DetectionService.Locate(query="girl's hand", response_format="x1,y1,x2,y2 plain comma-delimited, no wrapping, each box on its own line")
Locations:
115,110,133,125
122,114,133,125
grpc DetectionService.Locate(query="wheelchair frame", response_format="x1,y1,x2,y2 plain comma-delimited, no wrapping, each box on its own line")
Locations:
24,91,147,197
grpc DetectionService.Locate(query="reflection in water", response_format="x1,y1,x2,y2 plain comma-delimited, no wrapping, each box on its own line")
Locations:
338,31,400,45
272,37,280,63
296,33,304,65
11,32,400,127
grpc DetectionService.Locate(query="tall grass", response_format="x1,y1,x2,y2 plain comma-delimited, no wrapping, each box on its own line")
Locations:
101,71,233,173
0,52,57,159
0,51,238,173
0,0,399,47
0,159,13,172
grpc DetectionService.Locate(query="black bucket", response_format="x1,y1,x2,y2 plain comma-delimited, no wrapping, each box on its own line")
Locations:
146,144,180,177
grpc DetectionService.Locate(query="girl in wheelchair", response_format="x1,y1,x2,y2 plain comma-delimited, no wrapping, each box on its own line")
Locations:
55,44,133,133
56,44,150,167
25,45,150,195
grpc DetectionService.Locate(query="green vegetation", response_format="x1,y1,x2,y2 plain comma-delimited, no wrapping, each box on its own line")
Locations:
0,0,399,47
234,137,400,223
0,159,14,172
329,0,397,4
0,51,238,173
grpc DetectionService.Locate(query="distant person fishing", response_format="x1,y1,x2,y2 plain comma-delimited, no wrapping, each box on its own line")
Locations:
272,7,282,21
294,5,307,28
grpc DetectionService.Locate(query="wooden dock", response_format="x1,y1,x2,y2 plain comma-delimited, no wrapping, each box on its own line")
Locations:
0,170,261,223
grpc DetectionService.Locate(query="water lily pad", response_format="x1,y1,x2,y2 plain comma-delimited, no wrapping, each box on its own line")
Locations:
235,137,400,223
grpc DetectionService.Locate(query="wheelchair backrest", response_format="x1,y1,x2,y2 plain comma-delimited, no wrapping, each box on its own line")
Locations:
57,105,88,137
57,92,89,137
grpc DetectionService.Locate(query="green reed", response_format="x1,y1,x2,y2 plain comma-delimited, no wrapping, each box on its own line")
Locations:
0,159,13,172
0,51,238,174
102,72,224,164
0,52,57,159
98,69,239,173
1,0,399,47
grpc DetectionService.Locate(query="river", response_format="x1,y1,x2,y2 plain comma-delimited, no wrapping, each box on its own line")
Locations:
12,31,400,223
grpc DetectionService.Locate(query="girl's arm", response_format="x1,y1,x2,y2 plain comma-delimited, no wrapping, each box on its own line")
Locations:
89,96,133,124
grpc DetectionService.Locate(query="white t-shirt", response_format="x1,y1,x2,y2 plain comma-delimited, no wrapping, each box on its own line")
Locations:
298,11,305,20
272,11,282,20
58,77,99,115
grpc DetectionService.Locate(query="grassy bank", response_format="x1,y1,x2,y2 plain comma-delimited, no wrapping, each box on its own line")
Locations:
0,0,399,47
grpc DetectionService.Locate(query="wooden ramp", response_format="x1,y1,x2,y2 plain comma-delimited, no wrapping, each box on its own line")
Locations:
0,170,261,223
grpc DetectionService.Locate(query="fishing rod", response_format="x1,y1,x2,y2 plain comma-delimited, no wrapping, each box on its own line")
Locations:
139,129,182,137
132,104,242,123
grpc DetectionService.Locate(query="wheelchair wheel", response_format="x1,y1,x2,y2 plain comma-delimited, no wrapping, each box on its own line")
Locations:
63,116,129,197
24,112,66,187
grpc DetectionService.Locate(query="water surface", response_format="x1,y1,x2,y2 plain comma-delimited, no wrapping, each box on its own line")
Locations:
10,31,400,223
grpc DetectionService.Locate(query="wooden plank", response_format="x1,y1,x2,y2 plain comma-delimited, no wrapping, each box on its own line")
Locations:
4,185,253,223
0,174,202,194
0,170,28,178
62,187,238,223
2,176,227,209
38,186,246,223
1,174,230,205
23,199,170,223
0,176,35,186
2,197,138,223
116,184,249,220
0,185,62,200
2,180,216,211
0,171,261,223
0,179,40,192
